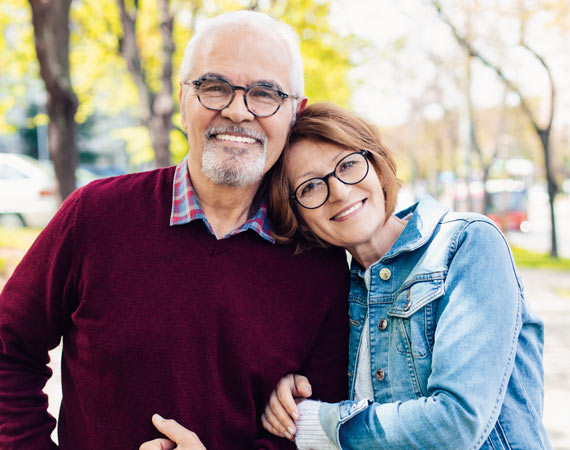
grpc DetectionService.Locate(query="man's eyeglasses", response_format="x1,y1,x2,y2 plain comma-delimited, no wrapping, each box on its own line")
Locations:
291,150,370,210
186,76,299,118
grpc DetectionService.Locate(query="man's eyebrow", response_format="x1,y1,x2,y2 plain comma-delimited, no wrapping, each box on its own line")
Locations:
255,79,283,91
197,72,227,81
196,73,284,91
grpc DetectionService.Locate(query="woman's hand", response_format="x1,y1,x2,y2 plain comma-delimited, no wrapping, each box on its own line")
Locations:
139,414,206,450
261,373,313,441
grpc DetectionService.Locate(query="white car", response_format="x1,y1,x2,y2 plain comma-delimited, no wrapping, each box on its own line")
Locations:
0,153,100,228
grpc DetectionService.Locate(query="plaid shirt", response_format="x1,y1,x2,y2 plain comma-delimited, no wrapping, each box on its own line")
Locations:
170,157,275,243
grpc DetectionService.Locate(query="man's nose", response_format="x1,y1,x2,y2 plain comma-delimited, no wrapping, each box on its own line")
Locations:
220,91,255,123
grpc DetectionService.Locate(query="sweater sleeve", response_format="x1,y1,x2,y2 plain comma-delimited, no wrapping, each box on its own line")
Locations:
0,191,80,449
299,250,350,404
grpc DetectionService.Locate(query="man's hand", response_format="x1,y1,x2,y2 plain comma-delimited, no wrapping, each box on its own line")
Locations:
261,373,313,441
139,414,206,450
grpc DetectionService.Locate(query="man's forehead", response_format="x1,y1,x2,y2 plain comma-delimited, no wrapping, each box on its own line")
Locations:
191,29,292,88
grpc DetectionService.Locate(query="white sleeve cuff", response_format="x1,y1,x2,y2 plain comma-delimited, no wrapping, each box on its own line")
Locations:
295,399,339,450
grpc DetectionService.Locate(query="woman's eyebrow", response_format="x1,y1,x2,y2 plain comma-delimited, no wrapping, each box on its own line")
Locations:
293,151,348,182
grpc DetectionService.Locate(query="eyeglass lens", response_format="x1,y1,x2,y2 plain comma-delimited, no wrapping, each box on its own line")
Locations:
295,152,369,209
197,79,283,117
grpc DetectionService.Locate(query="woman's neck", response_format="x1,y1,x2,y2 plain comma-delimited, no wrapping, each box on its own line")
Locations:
348,214,408,270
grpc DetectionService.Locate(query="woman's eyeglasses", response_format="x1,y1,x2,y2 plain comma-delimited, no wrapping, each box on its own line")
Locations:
291,150,370,210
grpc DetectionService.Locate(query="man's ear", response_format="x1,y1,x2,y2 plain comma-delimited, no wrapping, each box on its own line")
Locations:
178,82,187,130
296,96,308,113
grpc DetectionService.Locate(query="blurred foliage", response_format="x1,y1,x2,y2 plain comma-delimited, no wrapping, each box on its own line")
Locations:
0,0,37,134
511,246,570,271
1,0,359,167
2,0,567,184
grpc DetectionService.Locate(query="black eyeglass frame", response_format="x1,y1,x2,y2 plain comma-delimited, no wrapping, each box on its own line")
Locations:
186,76,299,118
290,150,371,210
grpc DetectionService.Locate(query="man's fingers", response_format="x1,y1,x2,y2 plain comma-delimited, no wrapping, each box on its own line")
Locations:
293,374,312,398
139,438,176,450
151,414,205,448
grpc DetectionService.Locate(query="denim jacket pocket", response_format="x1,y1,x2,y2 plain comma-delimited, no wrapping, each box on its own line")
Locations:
389,276,444,358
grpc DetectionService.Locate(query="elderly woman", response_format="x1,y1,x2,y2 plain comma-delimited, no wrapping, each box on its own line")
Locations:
261,102,551,449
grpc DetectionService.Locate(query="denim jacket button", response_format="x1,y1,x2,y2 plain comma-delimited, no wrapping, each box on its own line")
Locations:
375,368,385,381
379,268,391,280
404,290,412,311
378,318,388,330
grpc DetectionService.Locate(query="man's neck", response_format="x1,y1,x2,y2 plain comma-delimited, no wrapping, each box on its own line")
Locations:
189,168,261,239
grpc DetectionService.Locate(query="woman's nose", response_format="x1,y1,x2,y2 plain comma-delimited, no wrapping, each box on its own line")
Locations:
327,176,350,203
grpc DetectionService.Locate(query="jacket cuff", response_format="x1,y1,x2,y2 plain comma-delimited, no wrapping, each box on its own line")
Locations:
319,401,341,447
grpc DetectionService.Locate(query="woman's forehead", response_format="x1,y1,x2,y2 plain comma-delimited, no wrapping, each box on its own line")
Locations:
286,140,351,180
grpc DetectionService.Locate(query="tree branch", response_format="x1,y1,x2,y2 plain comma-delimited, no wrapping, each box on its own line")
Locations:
430,0,543,133
521,41,556,131
156,0,174,115
116,0,153,123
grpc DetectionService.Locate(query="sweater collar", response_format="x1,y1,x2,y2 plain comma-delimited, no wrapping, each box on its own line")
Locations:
170,157,275,243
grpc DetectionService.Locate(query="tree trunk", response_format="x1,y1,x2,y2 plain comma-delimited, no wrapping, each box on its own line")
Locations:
538,128,558,257
151,0,174,167
117,0,174,168
28,0,78,202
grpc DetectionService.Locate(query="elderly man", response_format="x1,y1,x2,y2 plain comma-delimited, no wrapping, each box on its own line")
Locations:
0,11,349,450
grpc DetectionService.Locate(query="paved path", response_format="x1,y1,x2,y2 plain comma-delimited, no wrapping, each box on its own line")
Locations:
519,268,570,450
6,267,570,448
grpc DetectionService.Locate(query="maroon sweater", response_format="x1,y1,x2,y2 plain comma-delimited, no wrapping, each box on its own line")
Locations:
0,167,350,450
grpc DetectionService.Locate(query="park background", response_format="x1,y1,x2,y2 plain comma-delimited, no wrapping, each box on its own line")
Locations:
1,0,569,448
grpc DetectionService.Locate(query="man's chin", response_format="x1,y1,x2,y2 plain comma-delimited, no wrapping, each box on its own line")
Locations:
202,149,266,187
202,165,264,187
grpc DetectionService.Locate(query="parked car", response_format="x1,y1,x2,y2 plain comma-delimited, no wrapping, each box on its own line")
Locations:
485,179,531,232
0,153,109,228
0,153,59,228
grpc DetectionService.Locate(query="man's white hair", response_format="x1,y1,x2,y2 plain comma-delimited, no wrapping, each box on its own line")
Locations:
179,10,304,99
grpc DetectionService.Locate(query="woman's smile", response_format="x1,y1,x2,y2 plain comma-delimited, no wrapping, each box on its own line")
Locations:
330,199,366,221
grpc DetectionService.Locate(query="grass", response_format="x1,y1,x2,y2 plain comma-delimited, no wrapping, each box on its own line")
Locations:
1,227,569,272
0,226,42,250
554,287,570,299
511,246,570,271
0,227,41,278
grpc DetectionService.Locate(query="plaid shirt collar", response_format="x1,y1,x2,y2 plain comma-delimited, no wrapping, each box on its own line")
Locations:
170,157,275,243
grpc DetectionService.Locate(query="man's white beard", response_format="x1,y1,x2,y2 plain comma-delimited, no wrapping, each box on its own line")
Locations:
201,140,267,187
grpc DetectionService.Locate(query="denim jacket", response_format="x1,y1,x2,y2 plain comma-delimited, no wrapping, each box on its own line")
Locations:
319,196,551,449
